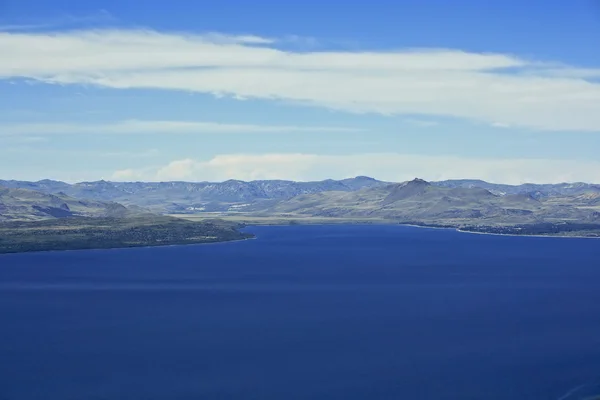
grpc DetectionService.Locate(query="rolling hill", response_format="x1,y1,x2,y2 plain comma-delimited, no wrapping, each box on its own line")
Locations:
0,186,253,253
250,178,600,227
0,186,139,221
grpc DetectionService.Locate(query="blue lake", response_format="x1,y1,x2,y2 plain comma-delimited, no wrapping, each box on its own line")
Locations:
1,225,600,399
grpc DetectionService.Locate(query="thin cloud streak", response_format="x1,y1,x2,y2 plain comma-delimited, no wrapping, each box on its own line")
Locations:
0,10,117,32
0,120,361,136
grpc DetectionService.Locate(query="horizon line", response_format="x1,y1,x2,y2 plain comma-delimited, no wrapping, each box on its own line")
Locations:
1,176,599,187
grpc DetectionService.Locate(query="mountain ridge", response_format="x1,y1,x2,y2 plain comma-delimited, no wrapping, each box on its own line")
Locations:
250,178,600,228
3,177,600,238
0,176,390,212
0,186,142,221
2,176,600,214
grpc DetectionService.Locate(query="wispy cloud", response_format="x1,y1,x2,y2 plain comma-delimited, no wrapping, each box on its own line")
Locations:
0,120,360,136
0,145,159,159
112,153,600,184
0,10,116,32
197,32,275,45
404,118,440,127
1,135,49,144
100,149,160,158
111,168,152,181
0,23,55,32
2,29,600,131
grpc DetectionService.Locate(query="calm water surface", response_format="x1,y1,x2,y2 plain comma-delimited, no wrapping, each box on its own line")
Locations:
1,225,600,399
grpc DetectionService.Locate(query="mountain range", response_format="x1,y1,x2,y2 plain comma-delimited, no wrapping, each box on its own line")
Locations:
434,179,600,198
2,176,600,237
2,176,600,213
251,178,600,227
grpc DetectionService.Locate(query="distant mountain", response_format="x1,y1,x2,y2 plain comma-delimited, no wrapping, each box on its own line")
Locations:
4,176,600,236
3,176,600,214
0,186,140,221
572,192,600,206
254,178,600,226
433,179,600,198
0,177,389,213
0,179,72,193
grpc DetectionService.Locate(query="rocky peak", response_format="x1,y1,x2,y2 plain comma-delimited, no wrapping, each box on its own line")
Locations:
408,178,429,185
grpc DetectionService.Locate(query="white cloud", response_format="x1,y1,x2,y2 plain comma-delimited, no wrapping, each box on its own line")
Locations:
112,153,600,185
197,32,275,45
3,29,600,131
0,120,358,135
153,154,319,182
0,29,523,74
111,168,145,181
155,159,198,181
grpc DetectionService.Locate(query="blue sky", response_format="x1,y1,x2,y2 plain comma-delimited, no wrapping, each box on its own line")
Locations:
2,0,600,183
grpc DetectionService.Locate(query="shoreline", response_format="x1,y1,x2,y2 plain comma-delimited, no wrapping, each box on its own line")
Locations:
455,228,600,239
382,222,600,239
397,223,600,239
0,235,256,256
180,214,600,240
242,221,600,240
3,222,599,256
